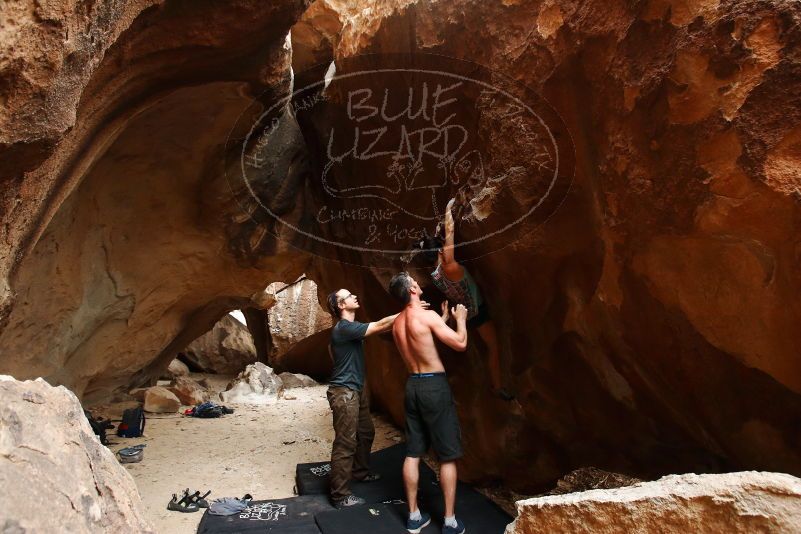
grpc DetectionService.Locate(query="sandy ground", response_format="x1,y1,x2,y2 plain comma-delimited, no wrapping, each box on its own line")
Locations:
96,375,405,534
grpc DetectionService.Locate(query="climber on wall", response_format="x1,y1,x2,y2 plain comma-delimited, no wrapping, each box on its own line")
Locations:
324,288,398,508
419,198,514,401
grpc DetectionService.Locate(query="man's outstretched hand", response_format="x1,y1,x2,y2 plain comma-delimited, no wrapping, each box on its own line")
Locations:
440,300,450,322
452,303,468,322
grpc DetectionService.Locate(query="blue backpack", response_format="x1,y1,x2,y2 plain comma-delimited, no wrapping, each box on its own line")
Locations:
117,407,146,438
193,401,224,418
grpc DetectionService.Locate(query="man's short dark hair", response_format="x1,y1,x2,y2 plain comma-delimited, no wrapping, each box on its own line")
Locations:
419,235,443,264
327,291,341,319
389,272,413,305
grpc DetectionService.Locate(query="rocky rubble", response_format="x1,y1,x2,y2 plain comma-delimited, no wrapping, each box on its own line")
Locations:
0,376,154,533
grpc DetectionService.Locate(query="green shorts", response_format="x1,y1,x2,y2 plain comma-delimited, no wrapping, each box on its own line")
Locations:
404,373,463,462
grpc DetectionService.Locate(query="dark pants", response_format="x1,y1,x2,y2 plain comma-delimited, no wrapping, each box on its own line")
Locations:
404,373,463,461
327,385,375,501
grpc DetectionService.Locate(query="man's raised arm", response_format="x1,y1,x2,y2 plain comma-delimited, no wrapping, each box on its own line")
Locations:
429,304,468,351
365,313,399,337
441,198,464,280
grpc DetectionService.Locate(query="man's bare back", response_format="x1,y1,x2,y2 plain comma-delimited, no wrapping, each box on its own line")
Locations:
391,275,468,373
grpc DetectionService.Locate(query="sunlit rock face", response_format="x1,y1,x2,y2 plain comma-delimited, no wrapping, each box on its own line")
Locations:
0,0,314,403
295,0,801,491
266,278,332,359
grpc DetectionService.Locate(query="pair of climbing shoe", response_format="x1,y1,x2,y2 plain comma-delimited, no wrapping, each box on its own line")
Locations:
167,489,211,513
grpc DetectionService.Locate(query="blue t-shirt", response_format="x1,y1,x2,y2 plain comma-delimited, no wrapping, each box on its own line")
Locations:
329,319,369,391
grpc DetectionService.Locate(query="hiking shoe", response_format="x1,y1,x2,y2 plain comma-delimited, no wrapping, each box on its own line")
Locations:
333,495,366,508
357,472,382,482
442,518,465,534
407,511,431,533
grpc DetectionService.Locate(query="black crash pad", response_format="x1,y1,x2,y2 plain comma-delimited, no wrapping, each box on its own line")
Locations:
314,479,512,534
295,444,437,503
314,502,438,534
196,495,332,534
416,479,513,534
298,444,512,534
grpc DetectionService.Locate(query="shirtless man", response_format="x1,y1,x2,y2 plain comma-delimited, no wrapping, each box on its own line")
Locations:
389,272,468,534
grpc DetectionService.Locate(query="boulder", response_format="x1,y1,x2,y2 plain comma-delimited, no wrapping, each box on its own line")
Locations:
220,362,284,405
167,376,209,406
278,372,318,389
143,386,180,413
162,358,189,379
506,472,801,534
266,278,332,358
179,315,258,374
0,376,154,533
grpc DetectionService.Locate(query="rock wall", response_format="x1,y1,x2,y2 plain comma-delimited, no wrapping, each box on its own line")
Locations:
0,0,315,403
299,0,801,491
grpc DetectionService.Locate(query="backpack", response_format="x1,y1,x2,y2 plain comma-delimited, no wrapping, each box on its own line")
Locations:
116,407,146,438
84,410,114,445
193,401,224,418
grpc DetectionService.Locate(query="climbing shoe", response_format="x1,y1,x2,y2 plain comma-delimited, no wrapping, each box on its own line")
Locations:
167,493,199,513
407,511,431,533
